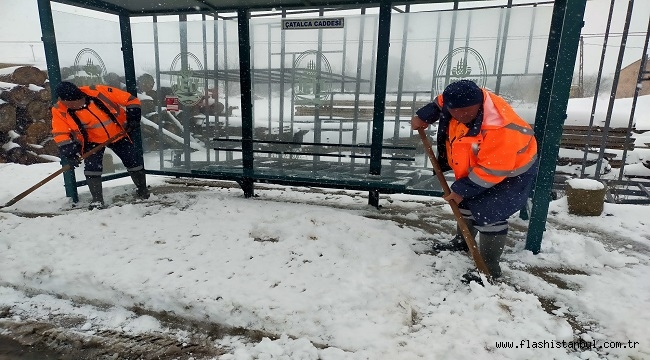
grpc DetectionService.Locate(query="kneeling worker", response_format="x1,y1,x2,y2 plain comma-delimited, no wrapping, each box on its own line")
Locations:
51,81,149,209
411,80,539,280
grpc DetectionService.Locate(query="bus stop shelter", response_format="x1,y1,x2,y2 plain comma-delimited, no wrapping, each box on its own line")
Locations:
36,0,588,254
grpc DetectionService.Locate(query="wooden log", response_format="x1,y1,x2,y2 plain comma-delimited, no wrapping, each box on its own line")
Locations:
15,106,32,135
140,98,156,116
3,144,26,163
0,85,34,107
14,135,44,155
25,121,51,145
1,66,48,86
12,135,29,148
0,102,17,132
24,140,57,157
0,130,10,144
40,138,59,156
3,142,52,165
36,86,51,102
26,100,51,121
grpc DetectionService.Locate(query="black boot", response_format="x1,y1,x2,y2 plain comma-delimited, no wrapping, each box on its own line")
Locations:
129,169,150,199
86,176,105,210
479,232,507,279
430,220,477,252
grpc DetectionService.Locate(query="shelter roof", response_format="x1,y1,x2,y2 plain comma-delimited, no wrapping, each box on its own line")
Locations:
51,0,476,16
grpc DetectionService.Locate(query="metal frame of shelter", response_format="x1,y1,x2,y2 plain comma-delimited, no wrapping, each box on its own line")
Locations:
37,0,587,254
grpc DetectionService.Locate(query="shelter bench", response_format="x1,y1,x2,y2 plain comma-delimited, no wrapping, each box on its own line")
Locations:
556,125,635,169
205,137,433,206
295,99,430,119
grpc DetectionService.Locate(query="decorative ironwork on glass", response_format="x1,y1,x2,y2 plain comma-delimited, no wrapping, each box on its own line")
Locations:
436,47,488,94
71,48,107,86
293,50,333,106
169,52,205,107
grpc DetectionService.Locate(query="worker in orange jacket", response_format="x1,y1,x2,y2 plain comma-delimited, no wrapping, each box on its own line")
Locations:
51,81,149,209
412,80,538,281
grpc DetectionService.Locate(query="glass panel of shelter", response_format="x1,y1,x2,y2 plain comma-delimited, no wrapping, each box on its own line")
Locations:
383,6,552,190
52,4,552,189
52,9,125,178
131,15,241,174
247,13,377,179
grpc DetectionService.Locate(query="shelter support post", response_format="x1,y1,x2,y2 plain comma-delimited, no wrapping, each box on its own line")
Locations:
37,0,78,202
368,0,392,208
526,0,587,254
238,8,255,198
119,13,144,160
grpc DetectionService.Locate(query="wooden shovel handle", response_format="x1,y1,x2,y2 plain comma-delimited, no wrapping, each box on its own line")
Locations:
417,128,492,282
0,132,125,209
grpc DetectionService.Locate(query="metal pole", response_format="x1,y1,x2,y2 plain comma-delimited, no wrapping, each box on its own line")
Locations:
153,15,164,169
526,0,587,254
238,9,254,178
213,12,220,162
579,36,584,97
370,13,379,92
594,0,635,179
394,5,410,143
352,7,367,167
618,17,650,181
341,22,348,92
430,11,442,100
493,8,505,76
314,8,325,154
179,15,191,170
579,0,616,178
524,4,537,75
119,13,145,169
279,10,287,135
444,2,459,89
223,19,232,161
464,8,472,50
267,23,272,135
290,53,296,135
250,19,256,130
495,0,513,95
369,0,392,207
37,0,78,201
119,14,137,96
202,14,210,162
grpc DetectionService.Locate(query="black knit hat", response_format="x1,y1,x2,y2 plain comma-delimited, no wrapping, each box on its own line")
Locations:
56,81,85,101
443,80,483,109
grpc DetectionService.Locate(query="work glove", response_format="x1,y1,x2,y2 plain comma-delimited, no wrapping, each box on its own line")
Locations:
66,154,82,168
59,142,82,168
124,107,142,133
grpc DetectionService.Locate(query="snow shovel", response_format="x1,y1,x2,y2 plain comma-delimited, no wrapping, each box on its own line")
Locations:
417,129,493,283
0,131,125,209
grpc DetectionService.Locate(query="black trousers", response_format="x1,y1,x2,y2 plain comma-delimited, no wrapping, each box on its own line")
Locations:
83,137,143,177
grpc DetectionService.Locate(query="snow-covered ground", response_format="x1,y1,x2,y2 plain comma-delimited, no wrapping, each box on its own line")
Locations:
0,161,649,359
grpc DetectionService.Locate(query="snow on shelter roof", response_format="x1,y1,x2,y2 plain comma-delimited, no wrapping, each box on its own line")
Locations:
51,0,476,16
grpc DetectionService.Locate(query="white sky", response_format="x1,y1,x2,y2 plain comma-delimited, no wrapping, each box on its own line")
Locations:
0,0,648,76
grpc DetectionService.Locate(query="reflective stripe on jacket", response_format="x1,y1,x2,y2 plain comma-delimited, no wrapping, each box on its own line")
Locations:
437,90,538,197
51,85,141,153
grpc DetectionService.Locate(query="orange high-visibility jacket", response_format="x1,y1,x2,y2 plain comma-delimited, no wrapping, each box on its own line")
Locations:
437,89,538,189
51,85,141,153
